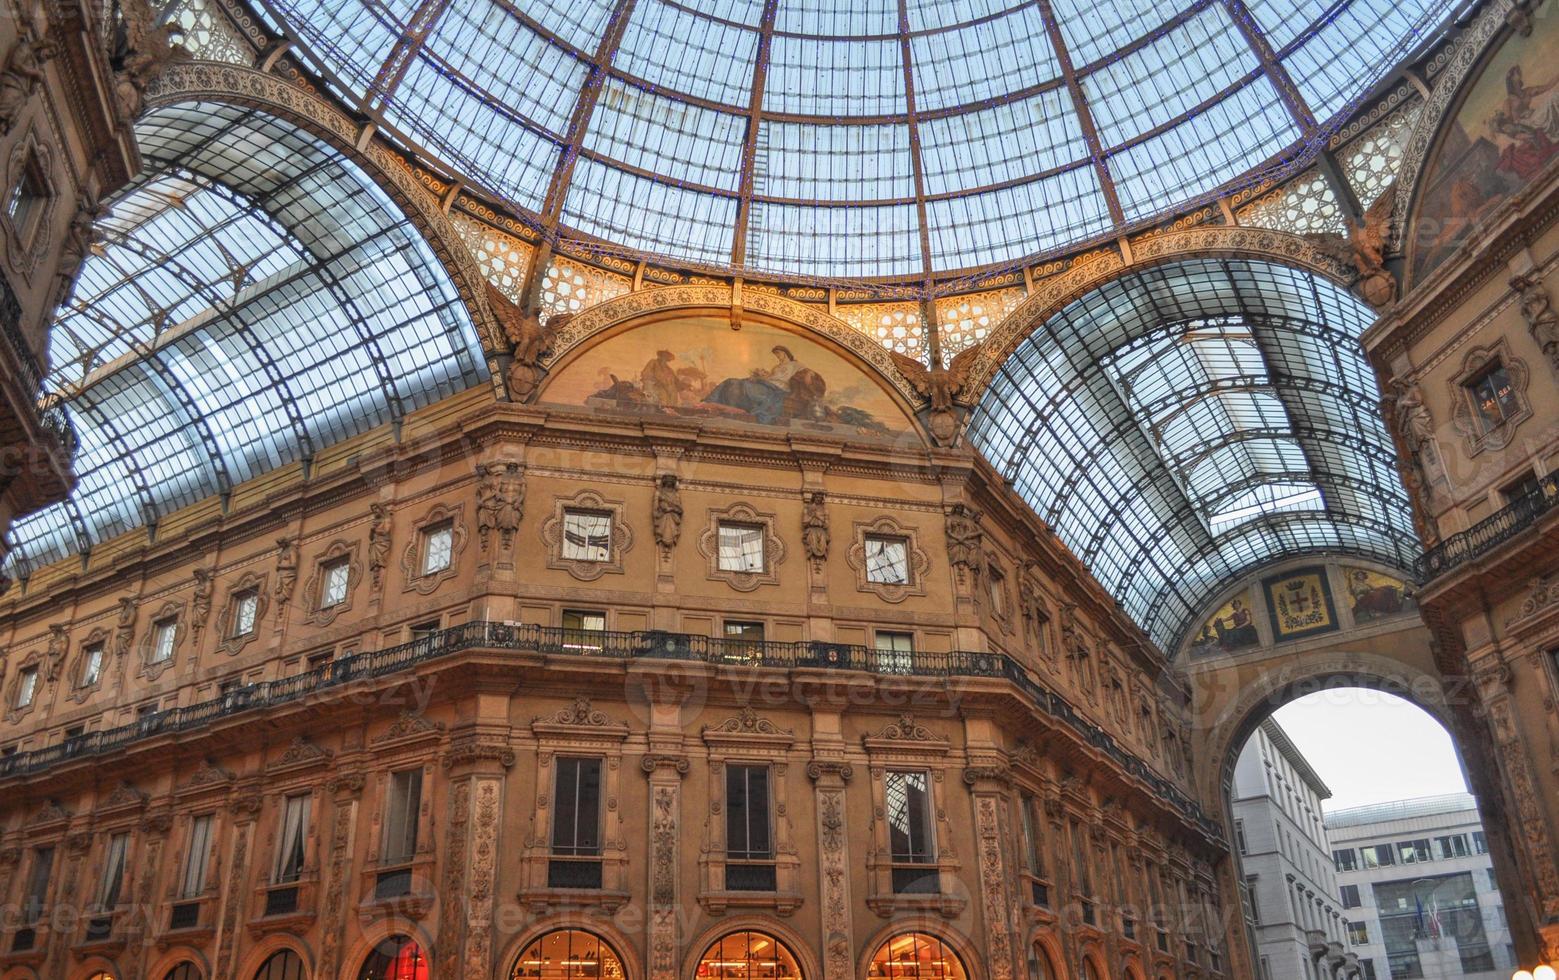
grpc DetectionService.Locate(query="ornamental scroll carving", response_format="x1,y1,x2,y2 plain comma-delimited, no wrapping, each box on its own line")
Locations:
975,795,1016,980
809,760,854,980
438,778,471,979
465,779,501,978
645,759,686,980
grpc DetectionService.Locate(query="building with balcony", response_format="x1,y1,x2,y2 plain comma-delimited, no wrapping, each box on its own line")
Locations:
1327,794,1516,979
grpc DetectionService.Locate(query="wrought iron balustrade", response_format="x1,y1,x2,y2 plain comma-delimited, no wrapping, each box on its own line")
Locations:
0,621,1221,838
0,279,78,459
1416,472,1559,581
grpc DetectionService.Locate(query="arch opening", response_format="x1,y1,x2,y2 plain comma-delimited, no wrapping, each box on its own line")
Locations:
357,934,429,980
510,929,627,980
694,930,804,980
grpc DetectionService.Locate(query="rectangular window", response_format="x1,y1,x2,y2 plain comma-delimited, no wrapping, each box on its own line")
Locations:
80,644,104,687
421,522,454,575
725,764,772,861
232,591,259,637
382,769,423,864
1361,844,1395,868
1398,838,1431,863
551,757,602,856
1020,793,1043,876
409,620,439,642
1360,958,1378,980
1466,361,1521,432
874,630,914,674
561,510,613,562
1434,834,1469,859
23,847,52,923
885,770,934,863
716,522,765,572
561,609,606,653
1473,831,1488,854
98,833,129,908
1341,884,1361,909
1501,471,1541,505
274,794,311,883
1334,847,1358,871
320,559,349,608
987,568,1006,615
1234,819,1247,855
6,151,46,243
15,665,37,708
181,815,213,898
151,619,177,663
1348,921,1369,945
864,534,909,584
1245,875,1260,923
722,621,765,663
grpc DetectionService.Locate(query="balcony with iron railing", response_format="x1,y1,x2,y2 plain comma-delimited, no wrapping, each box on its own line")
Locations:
0,622,1222,839
1415,472,1559,582
0,280,78,503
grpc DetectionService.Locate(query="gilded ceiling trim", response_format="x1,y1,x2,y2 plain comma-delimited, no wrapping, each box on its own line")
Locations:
141,63,505,358
962,226,1356,399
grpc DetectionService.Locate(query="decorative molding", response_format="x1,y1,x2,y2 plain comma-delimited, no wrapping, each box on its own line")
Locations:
974,795,1016,980
177,760,235,795
216,571,267,657
370,710,446,748
475,460,525,553
2,125,58,280
266,736,333,776
701,707,796,751
1447,339,1531,456
863,714,950,749
845,516,929,603
697,500,786,592
441,734,516,772
399,502,466,596
64,627,109,703
540,488,633,580
96,781,150,816
301,539,361,627
136,599,184,682
1512,574,1559,623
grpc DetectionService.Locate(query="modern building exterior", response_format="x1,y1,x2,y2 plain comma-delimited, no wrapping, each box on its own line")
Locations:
1231,720,1349,980
1327,794,1515,980
3,0,1559,977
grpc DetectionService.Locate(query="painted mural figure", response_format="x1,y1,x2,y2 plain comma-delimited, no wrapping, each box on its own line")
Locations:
704,345,827,425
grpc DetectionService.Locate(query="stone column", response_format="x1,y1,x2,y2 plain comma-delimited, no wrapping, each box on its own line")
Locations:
214,790,262,980
439,735,513,980
643,753,690,980
126,809,174,980
965,765,1018,980
807,760,855,980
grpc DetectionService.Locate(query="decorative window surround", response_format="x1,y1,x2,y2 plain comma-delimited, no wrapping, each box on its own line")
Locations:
3,128,56,279
541,490,634,581
217,574,268,657
698,502,785,592
66,631,110,703
847,517,929,603
138,602,185,682
697,708,802,915
1450,340,1531,456
401,504,466,596
303,540,362,627
861,715,965,918
520,698,631,912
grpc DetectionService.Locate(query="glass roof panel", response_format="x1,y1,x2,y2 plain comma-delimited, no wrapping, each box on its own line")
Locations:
2,101,488,581
746,201,923,278
257,0,1457,277
967,258,1418,652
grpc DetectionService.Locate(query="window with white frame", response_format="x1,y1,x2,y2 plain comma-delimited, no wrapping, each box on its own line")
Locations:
232,591,259,637
181,814,213,898
561,609,606,653
15,665,38,708
874,630,914,674
97,833,129,908
151,619,177,663
421,522,454,575
716,522,765,572
561,510,613,562
864,534,909,584
80,644,104,687
274,794,311,883
320,558,350,608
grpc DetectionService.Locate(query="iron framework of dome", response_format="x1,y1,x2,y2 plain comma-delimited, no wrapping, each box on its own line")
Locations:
250,0,1455,281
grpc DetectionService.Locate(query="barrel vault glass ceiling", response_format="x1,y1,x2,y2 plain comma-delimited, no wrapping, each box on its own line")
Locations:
1,101,488,578
967,259,1419,652
249,0,1457,280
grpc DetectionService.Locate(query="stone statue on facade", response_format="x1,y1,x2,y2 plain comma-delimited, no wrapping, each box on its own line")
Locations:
1019,566,1050,644
0,36,57,133
801,491,829,563
367,503,392,588
488,283,557,402
652,474,683,552
888,344,982,446
272,536,299,615
944,504,983,581
113,596,136,658
1309,185,1397,308
1511,272,1559,373
44,624,67,682
54,191,105,309
475,463,524,552
110,0,188,121
190,567,213,638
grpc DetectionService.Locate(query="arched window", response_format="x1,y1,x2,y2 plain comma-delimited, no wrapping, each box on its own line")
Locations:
358,935,428,980
1080,958,1103,980
694,931,802,979
510,929,626,979
85,973,116,980
253,949,306,980
164,965,202,980
1026,942,1057,980
866,934,967,980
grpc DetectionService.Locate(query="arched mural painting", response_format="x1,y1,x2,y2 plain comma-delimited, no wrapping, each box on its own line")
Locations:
540,315,916,438
1410,11,1559,282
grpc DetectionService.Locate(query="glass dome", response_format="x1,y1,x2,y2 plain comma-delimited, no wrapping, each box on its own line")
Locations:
255,0,1454,280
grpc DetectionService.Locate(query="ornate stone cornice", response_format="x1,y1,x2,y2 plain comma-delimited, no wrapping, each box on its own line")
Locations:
441,735,516,772
370,710,445,747
640,753,690,776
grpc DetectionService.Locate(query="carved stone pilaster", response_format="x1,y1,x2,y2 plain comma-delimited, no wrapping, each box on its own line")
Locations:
808,760,854,980
643,754,688,980
438,779,472,980
1478,668,1559,920
974,794,1017,980
318,774,364,979
464,777,502,979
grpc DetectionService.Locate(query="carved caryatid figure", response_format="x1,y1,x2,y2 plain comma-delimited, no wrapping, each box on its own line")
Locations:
190,568,213,638
43,624,67,682
487,283,557,402
475,463,501,551
0,36,57,131
1511,272,1559,372
801,490,829,562
273,536,299,614
944,504,983,579
888,344,982,446
652,473,683,552
113,597,136,658
367,503,392,588
1018,566,1051,642
476,463,524,552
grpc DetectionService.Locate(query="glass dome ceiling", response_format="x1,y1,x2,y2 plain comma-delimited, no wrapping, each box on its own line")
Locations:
252,0,1455,280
